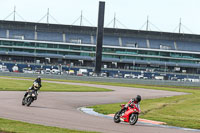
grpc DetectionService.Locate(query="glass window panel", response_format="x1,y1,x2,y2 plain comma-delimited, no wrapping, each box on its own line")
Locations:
23,49,34,53
3,41,14,46
160,52,170,56
59,45,69,49
36,50,46,53
70,46,81,50
82,46,93,51
46,51,57,54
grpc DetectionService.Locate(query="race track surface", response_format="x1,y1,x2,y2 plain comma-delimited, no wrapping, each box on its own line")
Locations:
0,78,195,133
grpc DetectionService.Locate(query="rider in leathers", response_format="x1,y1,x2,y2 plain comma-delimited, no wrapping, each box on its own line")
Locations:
23,76,42,100
118,95,141,115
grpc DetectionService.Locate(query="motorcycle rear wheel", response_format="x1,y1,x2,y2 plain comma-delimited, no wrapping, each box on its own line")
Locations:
114,111,121,123
129,113,138,125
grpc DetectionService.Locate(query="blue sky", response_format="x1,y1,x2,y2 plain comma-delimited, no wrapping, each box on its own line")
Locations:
0,0,199,34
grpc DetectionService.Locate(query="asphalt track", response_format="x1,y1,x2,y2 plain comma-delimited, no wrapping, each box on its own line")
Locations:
0,78,196,133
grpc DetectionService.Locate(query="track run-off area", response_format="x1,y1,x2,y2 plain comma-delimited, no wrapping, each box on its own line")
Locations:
0,77,196,133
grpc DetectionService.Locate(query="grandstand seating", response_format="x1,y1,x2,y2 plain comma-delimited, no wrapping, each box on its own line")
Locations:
103,36,119,46
149,39,174,50
2,21,200,77
9,29,34,40
122,37,147,48
66,33,91,44
0,29,7,38
176,41,200,52
37,31,63,42
1,28,200,54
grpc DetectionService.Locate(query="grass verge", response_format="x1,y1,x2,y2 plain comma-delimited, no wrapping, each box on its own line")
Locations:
0,78,111,92
1,75,200,90
89,87,200,129
0,118,98,133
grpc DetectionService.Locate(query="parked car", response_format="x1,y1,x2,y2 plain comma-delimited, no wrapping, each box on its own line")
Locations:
68,70,75,75
77,69,88,76
45,68,51,74
23,68,34,74
51,69,61,75
0,65,9,72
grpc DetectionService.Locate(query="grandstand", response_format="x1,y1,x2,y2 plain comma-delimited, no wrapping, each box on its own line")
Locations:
0,20,200,75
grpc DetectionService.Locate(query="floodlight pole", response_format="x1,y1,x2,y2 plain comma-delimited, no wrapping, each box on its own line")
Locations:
80,10,83,26
146,16,149,31
113,13,116,28
47,8,49,24
179,18,182,33
13,6,16,21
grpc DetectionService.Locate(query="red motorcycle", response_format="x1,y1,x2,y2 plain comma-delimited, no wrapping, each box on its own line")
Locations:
114,103,141,125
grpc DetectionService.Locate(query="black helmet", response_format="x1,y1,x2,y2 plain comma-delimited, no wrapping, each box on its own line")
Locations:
36,76,41,83
136,95,141,102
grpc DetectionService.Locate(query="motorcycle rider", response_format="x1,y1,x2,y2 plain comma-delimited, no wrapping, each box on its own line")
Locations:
118,95,141,115
23,76,42,100
34,76,42,88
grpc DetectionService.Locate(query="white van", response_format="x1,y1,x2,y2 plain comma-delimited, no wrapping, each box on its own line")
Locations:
45,68,51,74
77,69,88,76
0,65,9,72
155,76,164,80
51,69,61,75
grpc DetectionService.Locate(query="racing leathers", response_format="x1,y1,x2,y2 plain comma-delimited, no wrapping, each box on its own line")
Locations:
23,82,41,100
118,98,140,115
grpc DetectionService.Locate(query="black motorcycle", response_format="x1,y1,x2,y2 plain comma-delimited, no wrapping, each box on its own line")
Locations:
22,89,37,106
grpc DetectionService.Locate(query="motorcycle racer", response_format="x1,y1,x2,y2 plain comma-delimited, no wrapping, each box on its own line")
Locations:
23,76,42,101
35,76,42,88
118,95,141,115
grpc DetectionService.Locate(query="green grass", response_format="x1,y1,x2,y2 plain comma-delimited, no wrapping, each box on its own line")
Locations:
42,78,200,91
0,78,112,92
0,118,98,133
89,87,200,129
1,76,200,129
2,75,200,90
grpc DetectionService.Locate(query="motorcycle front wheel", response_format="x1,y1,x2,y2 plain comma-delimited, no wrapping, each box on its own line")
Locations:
114,111,121,123
129,113,138,125
22,98,25,106
26,97,33,106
